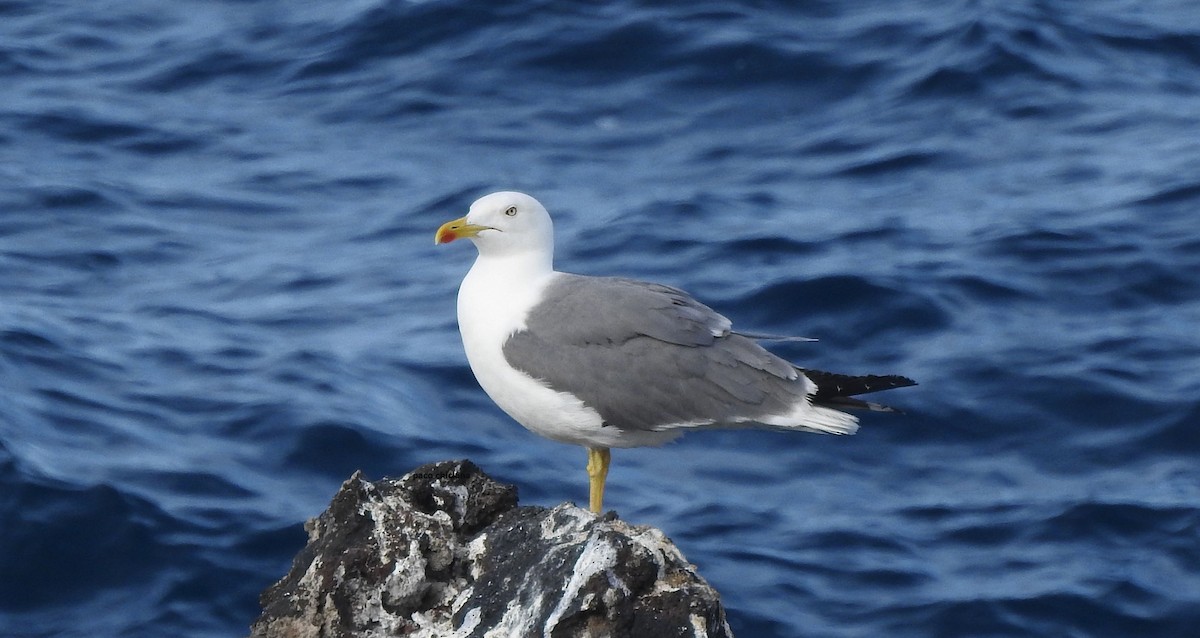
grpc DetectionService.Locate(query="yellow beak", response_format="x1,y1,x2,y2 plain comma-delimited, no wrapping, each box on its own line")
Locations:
435,216,492,245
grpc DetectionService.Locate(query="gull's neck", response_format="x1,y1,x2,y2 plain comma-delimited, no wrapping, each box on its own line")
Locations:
458,248,557,339
468,248,555,284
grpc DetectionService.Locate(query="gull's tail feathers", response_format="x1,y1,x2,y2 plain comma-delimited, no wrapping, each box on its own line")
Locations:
757,398,861,436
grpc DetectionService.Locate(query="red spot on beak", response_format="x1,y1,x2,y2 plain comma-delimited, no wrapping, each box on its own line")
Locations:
437,228,457,244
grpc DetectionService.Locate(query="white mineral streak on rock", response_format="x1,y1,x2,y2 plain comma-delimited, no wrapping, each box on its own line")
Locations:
454,607,482,637
628,525,681,586
485,589,549,637
384,538,429,608
433,479,471,521
544,530,621,632
411,601,481,638
465,532,488,580
539,505,575,540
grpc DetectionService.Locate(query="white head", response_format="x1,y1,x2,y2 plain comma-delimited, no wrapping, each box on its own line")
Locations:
435,191,555,260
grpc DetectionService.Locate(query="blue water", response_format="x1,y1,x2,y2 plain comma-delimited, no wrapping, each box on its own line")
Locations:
2,1,1199,636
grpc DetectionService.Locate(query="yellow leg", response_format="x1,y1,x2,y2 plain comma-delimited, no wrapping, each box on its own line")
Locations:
586,447,611,514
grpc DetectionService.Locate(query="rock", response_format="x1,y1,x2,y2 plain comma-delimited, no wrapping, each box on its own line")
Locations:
249,460,733,638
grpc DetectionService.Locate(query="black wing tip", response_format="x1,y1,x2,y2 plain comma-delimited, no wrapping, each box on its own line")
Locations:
878,374,918,390
803,369,915,414
802,369,917,398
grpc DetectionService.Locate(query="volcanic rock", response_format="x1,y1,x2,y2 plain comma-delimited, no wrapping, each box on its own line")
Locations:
249,459,733,638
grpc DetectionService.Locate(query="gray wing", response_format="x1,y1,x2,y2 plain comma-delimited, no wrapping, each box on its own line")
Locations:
502,274,810,431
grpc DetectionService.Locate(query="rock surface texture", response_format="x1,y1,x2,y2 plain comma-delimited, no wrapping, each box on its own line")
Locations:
249,460,733,638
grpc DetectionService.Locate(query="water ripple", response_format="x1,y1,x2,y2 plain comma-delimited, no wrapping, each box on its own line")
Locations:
3,2,1199,637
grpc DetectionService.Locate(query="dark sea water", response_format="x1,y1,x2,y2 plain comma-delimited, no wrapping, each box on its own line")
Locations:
3,1,1199,636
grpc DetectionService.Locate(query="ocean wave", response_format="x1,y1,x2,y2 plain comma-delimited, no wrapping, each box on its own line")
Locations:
3,2,1199,637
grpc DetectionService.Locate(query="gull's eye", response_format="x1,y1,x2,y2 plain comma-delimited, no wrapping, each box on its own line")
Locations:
504,206,518,217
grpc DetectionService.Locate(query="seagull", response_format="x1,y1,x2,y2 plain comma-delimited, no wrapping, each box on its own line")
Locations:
435,191,914,513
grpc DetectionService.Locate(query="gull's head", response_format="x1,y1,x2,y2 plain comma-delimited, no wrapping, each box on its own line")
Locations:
435,191,554,258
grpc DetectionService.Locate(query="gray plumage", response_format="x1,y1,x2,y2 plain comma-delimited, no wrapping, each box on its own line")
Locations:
502,274,811,432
